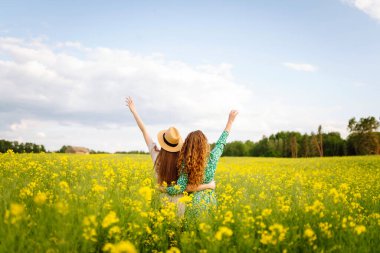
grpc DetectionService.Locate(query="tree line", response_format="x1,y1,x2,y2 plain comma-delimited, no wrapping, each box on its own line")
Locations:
218,116,380,157
0,140,46,153
2,116,379,157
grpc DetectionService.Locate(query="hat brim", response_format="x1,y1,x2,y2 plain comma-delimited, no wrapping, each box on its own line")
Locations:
157,129,183,152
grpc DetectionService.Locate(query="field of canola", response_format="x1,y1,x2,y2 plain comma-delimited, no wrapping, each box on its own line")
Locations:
0,151,379,253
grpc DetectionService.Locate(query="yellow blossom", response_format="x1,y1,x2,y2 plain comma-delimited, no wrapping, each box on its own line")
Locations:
83,215,98,227
304,228,317,245
102,211,119,228
260,223,287,245
260,231,273,245
215,226,233,241
34,191,48,205
199,223,211,233
354,225,366,235
59,181,70,193
55,201,69,215
4,203,25,224
138,186,152,203
179,194,192,204
108,226,121,239
319,222,333,238
167,247,181,253
142,178,152,186
115,240,137,253
102,243,114,252
259,191,266,200
223,210,234,224
82,215,98,242
92,183,106,193
10,203,24,216
305,200,325,215
262,208,272,217
82,227,97,242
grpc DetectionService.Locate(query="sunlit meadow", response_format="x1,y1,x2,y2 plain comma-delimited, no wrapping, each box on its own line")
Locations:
1,151,379,252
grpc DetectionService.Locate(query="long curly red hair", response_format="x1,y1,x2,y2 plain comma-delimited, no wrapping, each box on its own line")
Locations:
177,130,210,186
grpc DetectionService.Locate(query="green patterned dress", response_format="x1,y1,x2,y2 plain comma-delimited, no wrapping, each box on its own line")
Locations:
166,130,229,216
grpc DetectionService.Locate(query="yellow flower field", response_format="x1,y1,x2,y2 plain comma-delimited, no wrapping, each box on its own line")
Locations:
1,150,379,252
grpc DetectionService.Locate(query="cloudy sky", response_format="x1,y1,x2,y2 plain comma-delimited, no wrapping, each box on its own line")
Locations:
0,0,379,152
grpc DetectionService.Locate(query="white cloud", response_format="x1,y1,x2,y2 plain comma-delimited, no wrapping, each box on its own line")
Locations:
283,62,318,72
10,119,39,131
37,132,46,138
0,37,251,122
55,41,84,50
0,37,254,151
0,36,347,152
342,0,380,22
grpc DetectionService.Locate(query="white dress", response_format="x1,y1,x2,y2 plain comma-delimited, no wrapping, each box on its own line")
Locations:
147,141,185,217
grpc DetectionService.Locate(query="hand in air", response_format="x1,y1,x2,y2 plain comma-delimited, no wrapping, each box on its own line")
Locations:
225,110,238,132
125,96,136,113
228,110,239,123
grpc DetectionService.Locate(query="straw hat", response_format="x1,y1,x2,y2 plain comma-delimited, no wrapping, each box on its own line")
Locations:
157,127,183,152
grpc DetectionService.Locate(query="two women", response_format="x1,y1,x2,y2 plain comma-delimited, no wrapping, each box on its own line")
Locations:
125,97,215,216
126,96,238,217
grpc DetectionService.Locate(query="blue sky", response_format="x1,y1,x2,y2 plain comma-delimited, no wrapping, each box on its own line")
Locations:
0,0,379,151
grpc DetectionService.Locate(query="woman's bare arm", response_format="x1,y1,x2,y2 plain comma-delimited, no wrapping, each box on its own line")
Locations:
125,96,153,147
186,181,216,192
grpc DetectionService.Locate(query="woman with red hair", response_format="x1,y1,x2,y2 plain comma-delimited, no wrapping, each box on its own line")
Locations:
164,110,238,217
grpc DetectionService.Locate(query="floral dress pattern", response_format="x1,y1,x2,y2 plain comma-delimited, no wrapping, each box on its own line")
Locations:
166,130,229,217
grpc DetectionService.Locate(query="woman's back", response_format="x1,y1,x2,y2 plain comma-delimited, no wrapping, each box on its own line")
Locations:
166,130,229,194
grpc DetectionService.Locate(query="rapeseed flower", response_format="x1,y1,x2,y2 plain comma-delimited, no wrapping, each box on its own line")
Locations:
102,211,119,228
34,191,48,205
167,246,181,253
354,225,366,235
215,226,233,241
4,203,25,224
138,186,152,203
304,228,317,245
103,240,137,253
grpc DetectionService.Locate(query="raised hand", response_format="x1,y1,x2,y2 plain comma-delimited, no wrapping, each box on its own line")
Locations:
125,96,136,113
228,110,239,123
225,110,239,132
124,96,152,147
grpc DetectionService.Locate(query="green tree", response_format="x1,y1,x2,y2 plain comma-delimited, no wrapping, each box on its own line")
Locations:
59,145,68,153
0,140,12,152
32,144,40,153
347,116,380,155
224,141,248,156
323,132,346,156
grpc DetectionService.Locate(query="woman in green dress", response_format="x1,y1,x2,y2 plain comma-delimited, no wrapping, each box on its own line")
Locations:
163,110,238,217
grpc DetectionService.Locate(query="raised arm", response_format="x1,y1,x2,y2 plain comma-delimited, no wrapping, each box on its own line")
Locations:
205,110,238,182
125,96,153,147
210,110,238,161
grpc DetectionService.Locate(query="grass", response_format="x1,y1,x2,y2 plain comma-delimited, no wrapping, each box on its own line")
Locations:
0,151,379,252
